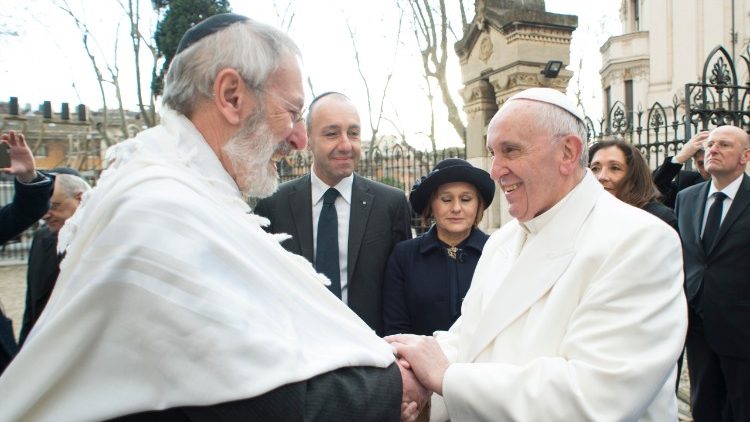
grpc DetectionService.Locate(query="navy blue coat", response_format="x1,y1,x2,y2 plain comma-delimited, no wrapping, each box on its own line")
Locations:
383,226,489,336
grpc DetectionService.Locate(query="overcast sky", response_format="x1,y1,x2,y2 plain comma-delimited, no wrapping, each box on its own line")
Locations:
0,0,620,150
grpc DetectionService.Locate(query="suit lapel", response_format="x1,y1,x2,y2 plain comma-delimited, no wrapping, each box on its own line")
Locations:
465,173,600,362
288,176,314,262
347,175,374,282
693,183,710,256
710,173,750,254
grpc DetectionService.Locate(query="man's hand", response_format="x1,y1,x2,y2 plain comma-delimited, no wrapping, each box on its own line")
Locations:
397,358,428,422
1,131,37,183
388,334,450,396
675,131,709,164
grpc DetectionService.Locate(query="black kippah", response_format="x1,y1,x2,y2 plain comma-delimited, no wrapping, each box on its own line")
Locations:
175,13,250,55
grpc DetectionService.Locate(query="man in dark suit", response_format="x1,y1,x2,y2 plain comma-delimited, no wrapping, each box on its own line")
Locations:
255,92,412,336
675,125,750,422
0,130,53,375
653,131,709,208
19,169,90,345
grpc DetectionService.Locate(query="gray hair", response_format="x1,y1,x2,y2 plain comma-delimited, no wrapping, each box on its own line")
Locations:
162,19,301,116
56,174,91,198
529,101,589,167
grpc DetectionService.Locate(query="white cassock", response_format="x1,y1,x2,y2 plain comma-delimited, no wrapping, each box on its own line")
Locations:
430,171,687,421
0,109,394,421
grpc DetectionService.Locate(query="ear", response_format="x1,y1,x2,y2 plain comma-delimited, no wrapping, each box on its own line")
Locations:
559,134,583,176
212,68,256,126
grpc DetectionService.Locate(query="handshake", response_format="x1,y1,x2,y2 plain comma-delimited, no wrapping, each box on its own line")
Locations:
387,334,451,422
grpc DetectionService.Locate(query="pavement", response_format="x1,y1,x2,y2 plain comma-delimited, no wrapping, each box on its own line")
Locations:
0,262,694,419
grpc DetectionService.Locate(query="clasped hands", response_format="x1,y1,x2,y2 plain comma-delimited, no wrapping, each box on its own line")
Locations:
386,334,450,422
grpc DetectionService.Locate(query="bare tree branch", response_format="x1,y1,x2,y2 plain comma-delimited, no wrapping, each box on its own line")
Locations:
405,0,466,143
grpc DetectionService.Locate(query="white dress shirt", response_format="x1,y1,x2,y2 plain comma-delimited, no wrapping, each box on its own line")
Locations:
311,169,353,304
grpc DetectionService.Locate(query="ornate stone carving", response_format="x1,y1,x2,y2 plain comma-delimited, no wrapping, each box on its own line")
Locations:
479,36,494,63
475,0,486,31
504,27,573,45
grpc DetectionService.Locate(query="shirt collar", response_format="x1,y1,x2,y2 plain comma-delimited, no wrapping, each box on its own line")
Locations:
418,225,486,254
310,168,353,205
707,173,744,201
519,170,586,235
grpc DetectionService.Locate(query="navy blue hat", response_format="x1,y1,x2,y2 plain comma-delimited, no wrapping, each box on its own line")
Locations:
175,13,250,55
409,158,495,214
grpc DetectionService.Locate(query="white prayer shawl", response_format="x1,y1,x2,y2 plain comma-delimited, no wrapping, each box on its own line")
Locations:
0,110,395,421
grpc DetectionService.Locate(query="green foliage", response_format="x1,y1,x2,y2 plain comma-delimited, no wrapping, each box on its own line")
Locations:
151,0,231,96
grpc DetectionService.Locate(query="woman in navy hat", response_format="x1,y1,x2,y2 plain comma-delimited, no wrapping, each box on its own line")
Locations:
383,158,494,336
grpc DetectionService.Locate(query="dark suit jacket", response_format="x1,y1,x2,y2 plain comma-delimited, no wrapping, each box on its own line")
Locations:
109,363,401,421
652,156,706,208
675,174,750,358
19,226,61,346
0,175,53,375
254,174,412,335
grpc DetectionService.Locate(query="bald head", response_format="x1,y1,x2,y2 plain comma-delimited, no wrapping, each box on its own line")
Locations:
704,125,750,189
306,92,361,186
306,92,354,135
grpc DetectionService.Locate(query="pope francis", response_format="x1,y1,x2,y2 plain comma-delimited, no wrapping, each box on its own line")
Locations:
388,88,688,422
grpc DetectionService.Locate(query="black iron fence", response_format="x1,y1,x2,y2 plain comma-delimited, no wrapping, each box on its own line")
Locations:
586,45,750,170
5,44,747,260
274,144,467,231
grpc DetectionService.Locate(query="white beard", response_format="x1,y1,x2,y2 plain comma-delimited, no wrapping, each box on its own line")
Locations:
222,113,291,199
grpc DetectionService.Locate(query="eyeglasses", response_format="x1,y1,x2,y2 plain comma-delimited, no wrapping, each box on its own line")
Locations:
263,90,306,124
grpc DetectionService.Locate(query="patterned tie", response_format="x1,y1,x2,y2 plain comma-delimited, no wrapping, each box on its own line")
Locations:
316,188,341,298
702,192,727,251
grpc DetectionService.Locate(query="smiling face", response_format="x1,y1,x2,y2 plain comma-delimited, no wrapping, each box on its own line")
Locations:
486,101,577,222
222,54,307,198
307,95,362,186
430,182,480,241
590,145,629,199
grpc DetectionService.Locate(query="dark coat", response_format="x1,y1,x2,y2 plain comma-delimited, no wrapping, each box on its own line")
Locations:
383,225,489,336
675,174,750,358
19,226,61,346
0,176,53,244
254,174,412,335
652,155,706,208
642,200,678,233
0,175,53,375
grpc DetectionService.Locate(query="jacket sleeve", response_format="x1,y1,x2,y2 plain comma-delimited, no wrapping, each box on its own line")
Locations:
652,156,682,199
382,244,412,336
0,175,53,244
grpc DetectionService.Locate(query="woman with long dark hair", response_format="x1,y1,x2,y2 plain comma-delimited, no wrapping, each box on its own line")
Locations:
589,138,677,231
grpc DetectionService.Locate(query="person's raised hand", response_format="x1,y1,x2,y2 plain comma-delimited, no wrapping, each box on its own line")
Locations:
675,131,709,164
1,131,37,183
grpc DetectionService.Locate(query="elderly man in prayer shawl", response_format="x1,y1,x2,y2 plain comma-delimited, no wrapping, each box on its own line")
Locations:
388,88,688,421
0,14,427,421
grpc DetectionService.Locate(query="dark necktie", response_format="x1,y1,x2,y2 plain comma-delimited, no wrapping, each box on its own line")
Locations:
316,188,341,298
702,191,727,251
